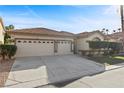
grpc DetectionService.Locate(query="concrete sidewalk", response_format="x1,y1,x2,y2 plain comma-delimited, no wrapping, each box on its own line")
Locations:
65,66,124,88
39,66,124,88
106,62,124,71
5,55,104,88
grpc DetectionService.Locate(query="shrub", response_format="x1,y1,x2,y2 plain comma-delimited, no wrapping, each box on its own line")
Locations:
4,33,11,44
0,45,17,60
88,41,123,55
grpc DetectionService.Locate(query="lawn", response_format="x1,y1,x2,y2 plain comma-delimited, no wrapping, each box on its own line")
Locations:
87,56,124,65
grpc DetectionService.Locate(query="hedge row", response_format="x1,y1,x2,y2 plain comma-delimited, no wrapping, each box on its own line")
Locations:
0,45,17,59
88,41,123,50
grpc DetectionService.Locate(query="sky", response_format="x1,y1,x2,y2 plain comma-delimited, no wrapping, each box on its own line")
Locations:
0,5,121,33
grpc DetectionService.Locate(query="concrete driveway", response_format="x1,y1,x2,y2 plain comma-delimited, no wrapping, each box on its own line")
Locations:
5,54,105,88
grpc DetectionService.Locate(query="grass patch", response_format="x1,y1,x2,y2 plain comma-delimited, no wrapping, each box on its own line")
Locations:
114,56,124,60
87,56,124,65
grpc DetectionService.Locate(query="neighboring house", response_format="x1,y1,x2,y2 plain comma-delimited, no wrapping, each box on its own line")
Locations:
75,31,105,53
7,28,74,57
106,32,124,51
0,17,5,44
106,32,124,42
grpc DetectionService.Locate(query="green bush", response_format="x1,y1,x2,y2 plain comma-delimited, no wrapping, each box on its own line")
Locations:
0,45,17,60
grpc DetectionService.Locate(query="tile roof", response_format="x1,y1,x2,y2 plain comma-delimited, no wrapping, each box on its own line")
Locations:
76,30,105,38
105,32,124,40
7,28,74,37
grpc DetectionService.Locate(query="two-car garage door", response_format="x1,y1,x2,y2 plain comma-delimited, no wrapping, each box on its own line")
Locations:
16,39,73,57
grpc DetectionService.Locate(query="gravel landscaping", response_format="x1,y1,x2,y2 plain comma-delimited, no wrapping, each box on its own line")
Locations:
0,59,14,87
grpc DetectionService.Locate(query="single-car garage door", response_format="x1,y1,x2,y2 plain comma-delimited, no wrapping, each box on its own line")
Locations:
16,39,54,57
57,40,72,55
54,40,73,55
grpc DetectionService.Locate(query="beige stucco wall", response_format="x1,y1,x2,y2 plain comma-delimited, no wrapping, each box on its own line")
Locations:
77,33,104,52
0,23,4,44
10,34,74,41
107,39,117,42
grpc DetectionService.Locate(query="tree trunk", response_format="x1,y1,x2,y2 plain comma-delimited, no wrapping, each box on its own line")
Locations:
2,54,5,60
9,55,11,59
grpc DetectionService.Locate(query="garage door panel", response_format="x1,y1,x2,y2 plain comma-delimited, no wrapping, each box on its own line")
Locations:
57,41,72,55
16,40,54,57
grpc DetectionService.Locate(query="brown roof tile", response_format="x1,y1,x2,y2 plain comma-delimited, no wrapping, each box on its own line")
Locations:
76,30,105,38
106,32,124,40
7,27,74,37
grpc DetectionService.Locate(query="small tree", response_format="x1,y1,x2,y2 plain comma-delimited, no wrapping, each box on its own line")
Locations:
5,25,14,31
0,45,7,60
0,45,17,60
4,33,11,44
8,45,17,59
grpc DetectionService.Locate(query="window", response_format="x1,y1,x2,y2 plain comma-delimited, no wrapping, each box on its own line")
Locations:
28,41,31,43
51,42,53,43
93,37,101,41
43,41,45,43
38,41,41,43
23,41,27,43
33,41,36,43
18,41,21,43
47,41,49,43
61,41,63,44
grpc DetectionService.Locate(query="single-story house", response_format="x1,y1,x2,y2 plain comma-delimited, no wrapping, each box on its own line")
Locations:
105,32,124,51
1,18,123,57
7,29,105,57
7,28,75,57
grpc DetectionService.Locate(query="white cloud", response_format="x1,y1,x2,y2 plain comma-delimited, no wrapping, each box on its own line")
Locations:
103,5,120,16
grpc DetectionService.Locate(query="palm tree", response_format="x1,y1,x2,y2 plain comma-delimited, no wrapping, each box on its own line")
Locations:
9,25,14,30
102,28,105,31
101,28,106,34
5,25,14,31
118,28,121,32
4,24,14,44
113,30,116,33
106,29,109,35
